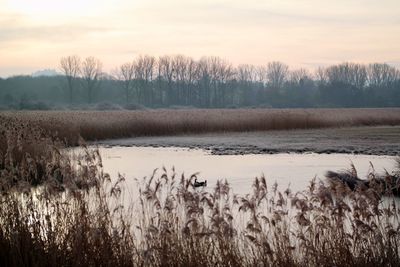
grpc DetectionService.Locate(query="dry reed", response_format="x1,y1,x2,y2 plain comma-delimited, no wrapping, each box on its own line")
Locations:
1,154,399,266
1,110,400,266
1,108,400,145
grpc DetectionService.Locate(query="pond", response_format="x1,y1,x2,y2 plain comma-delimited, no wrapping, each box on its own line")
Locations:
97,146,398,196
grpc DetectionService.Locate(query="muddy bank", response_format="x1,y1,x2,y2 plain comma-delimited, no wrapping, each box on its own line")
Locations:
96,126,400,156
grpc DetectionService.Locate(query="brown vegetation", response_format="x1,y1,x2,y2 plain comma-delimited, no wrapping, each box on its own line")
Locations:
0,149,399,266
326,161,400,196
0,116,400,266
1,109,400,266
2,108,400,146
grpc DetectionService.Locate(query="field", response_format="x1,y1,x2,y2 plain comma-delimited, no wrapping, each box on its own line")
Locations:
2,108,400,145
1,108,400,266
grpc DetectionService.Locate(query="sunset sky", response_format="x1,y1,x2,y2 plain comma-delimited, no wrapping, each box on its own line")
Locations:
1,0,399,77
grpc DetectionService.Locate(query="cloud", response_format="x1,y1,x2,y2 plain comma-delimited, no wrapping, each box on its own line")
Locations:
0,24,110,44
0,0,399,76
130,0,400,29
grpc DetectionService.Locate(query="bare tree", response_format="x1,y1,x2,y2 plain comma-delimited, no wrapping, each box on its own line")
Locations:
326,63,367,89
134,55,156,105
81,57,103,103
158,56,175,105
158,56,174,83
237,64,257,83
205,56,234,106
186,57,199,84
266,61,289,89
217,59,235,106
367,63,400,87
60,55,81,104
197,57,212,106
117,62,135,104
142,56,156,82
326,64,345,84
315,67,328,86
351,63,367,89
236,64,258,106
172,55,190,103
255,66,267,84
289,68,310,85
172,55,188,83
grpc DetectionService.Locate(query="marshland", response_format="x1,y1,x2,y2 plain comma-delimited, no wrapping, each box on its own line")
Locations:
1,108,400,266
2,78,400,267
2,0,400,266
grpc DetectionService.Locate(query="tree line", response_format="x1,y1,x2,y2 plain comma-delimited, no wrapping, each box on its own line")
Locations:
1,54,400,109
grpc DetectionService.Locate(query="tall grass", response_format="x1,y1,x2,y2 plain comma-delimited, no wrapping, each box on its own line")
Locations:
1,108,400,145
1,151,399,266
0,129,399,266
1,110,400,266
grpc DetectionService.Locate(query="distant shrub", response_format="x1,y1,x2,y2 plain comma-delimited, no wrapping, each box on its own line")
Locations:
123,102,146,110
226,104,239,109
257,103,273,108
168,105,196,109
94,102,123,110
18,100,52,110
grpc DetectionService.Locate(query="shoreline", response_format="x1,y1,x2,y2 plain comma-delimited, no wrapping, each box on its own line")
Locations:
96,126,400,156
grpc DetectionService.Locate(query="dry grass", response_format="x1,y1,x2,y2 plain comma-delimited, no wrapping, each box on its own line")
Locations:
0,148,399,266
1,108,400,145
326,162,400,196
1,110,400,266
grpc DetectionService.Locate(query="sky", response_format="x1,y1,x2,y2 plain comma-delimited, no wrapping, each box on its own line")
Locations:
0,0,399,77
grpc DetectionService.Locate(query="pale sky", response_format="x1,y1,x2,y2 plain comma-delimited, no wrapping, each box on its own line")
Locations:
0,0,399,77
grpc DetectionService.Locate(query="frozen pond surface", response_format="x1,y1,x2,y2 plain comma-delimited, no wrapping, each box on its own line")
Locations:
98,146,398,195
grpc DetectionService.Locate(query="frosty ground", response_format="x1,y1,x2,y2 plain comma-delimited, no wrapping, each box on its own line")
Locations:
97,126,400,156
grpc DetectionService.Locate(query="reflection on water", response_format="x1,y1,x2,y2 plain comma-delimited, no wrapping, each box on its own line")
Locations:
97,146,397,195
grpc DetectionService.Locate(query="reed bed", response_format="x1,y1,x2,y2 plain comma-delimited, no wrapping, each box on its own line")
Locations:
1,110,400,266
0,121,400,266
1,108,400,146
0,147,399,267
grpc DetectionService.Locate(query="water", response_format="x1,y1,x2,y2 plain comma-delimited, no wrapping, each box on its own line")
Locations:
98,146,398,195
